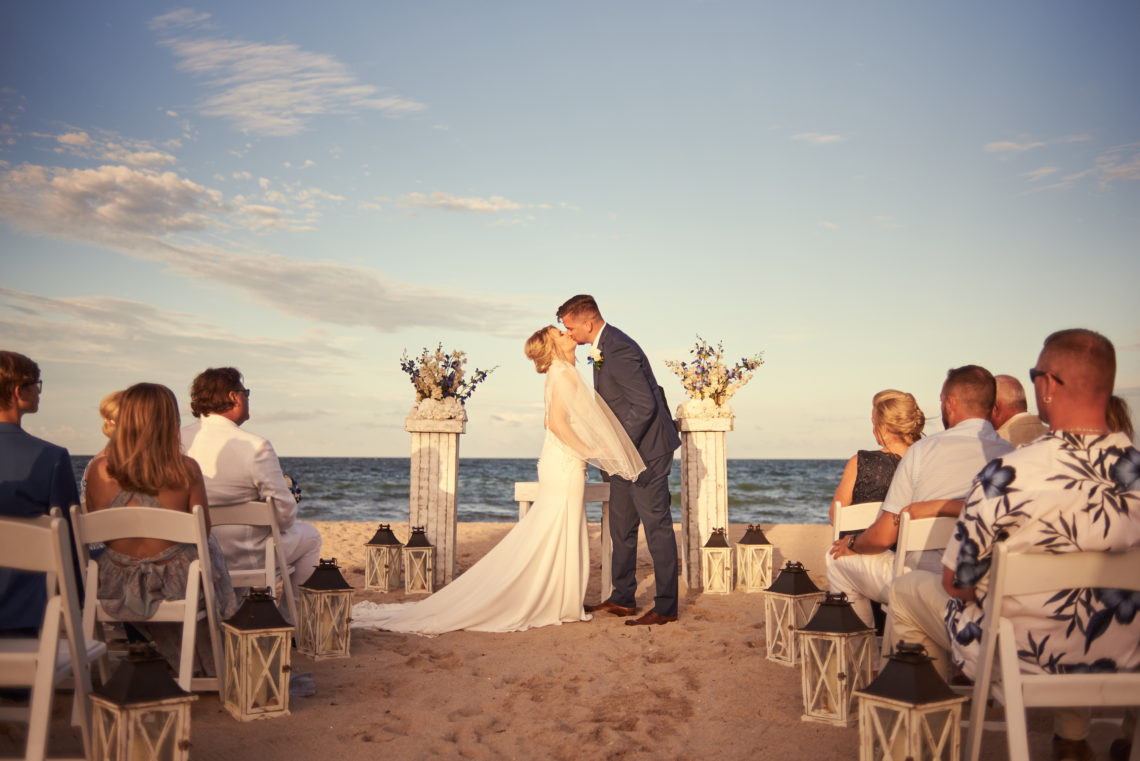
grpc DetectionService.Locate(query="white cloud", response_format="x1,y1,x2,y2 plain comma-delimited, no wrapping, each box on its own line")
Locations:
166,110,180,118
359,201,383,211
398,191,522,213
302,159,316,168
984,140,1045,155
57,132,91,147
154,18,428,137
873,215,902,229
817,221,838,229
258,177,270,189
791,133,846,145
1024,166,1060,182
1095,146,1140,187
148,8,212,31
232,171,252,180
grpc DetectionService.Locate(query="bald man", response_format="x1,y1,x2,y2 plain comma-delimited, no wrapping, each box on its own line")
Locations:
990,374,1047,446
888,329,1140,760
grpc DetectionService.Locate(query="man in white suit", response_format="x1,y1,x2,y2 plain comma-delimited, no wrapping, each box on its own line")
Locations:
182,367,321,620
991,374,1048,447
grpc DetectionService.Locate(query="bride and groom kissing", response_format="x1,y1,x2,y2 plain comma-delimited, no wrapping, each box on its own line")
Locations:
352,294,680,634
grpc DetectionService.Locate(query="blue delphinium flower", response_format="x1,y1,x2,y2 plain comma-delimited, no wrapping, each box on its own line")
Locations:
1109,447,1140,492
953,620,982,646
954,537,990,588
976,459,1016,499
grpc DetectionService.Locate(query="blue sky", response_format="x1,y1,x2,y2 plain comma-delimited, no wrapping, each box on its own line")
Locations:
2,1,1137,459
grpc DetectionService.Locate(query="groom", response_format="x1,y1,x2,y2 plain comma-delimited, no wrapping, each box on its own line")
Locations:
558,295,681,626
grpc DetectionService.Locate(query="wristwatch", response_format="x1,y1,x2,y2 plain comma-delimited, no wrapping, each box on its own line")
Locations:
847,532,859,553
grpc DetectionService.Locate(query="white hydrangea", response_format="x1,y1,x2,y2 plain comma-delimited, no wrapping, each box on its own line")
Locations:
410,397,468,421
676,398,734,419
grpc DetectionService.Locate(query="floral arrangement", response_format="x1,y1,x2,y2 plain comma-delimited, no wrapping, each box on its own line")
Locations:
400,345,496,419
665,336,764,418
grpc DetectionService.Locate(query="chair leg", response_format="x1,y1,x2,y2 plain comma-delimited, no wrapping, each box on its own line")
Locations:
997,623,1031,761
178,560,202,692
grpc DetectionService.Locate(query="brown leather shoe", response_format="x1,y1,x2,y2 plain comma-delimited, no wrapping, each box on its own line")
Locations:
624,611,678,627
584,600,638,617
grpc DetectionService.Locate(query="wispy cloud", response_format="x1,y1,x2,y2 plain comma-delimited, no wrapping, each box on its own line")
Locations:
47,129,178,168
1023,166,1060,182
1021,144,1140,193
397,191,523,213
791,133,846,145
984,139,1045,156
0,162,529,334
873,214,902,229
152,9,427,137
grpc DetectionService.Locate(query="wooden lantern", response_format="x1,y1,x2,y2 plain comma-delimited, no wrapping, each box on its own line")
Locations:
763,561,827,667
700,527,733,594
89,643,197,761
735,524,773,593
798,591,875,727
363,523,403,591
221,588,293,722
855,642,967,761
402,526,435,594
297,558,353,660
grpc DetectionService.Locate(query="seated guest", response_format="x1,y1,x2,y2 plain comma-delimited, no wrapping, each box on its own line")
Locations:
0,351,80,635
80,389,123,507
182,367,320,619
888,329,1139,761
827,365,1013,629
830,389,925,524
84,383,238,668
1107,394,1134,440
990,374,1048,446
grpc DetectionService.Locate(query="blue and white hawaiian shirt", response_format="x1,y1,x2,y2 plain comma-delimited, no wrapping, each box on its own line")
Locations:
943,431,1140,677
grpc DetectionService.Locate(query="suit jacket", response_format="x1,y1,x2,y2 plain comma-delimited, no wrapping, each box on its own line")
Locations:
996,412,1048,447
593,325,681,463
182,415,298,570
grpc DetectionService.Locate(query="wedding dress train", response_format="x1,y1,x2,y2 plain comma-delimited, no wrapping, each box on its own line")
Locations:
351,431,590,634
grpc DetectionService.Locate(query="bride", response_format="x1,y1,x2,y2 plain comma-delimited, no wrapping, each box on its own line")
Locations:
351,326,645,635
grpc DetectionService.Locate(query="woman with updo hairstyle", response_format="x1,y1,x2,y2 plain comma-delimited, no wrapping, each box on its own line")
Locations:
80,390,124,510
830,389,925,523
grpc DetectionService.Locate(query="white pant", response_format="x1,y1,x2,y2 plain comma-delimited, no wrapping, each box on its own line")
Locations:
279,521,322,613
825,550,896,629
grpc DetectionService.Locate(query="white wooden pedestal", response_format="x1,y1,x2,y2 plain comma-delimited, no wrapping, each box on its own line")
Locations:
405,416,465,587
678,415,733,590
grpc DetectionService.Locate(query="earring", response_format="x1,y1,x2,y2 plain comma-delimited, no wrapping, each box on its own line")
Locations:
1043,396,1052,404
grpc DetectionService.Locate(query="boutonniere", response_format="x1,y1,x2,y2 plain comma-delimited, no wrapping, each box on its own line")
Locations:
588,347,604,369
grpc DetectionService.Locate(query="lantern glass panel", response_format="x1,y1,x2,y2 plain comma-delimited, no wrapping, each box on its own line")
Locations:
364,545,402,591
800,631,874,726
701,547,732,594
736,544,773,592
298,588,353,659
763,592,825,666
403,547,434,594
133,708,182,761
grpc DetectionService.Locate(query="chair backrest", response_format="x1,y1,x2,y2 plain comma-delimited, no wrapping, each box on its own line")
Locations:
208,499,298,623
893,513,957,577
831,501,882,542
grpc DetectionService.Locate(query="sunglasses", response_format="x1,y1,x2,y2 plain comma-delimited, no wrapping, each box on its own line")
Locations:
1028,368,1064,386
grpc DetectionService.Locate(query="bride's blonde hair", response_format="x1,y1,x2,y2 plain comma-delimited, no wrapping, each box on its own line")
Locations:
525,326,558,373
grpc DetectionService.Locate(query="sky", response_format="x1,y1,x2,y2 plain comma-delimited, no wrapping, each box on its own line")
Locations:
1,1,1137,460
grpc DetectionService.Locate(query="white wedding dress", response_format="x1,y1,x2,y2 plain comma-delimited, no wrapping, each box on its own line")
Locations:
351,360,643,635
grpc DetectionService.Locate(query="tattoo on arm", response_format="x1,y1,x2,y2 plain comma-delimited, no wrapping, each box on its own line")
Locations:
892,513,900,526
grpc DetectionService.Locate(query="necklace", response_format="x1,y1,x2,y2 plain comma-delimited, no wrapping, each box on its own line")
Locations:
1065,427,1109,435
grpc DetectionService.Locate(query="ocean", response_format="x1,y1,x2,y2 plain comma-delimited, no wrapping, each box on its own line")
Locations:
70,457,844,526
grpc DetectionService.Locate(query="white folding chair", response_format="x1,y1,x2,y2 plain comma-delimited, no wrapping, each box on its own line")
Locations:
208,500,298,624
831,501,882,542
965,543,1140,761
0,511,104,761
70,504,223,693
892,513,957,578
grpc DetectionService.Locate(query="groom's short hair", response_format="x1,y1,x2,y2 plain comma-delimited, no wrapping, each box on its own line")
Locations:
557,295,602,321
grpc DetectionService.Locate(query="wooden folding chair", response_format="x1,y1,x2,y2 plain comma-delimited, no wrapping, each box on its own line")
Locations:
965,543,1140,761
0,511,104,761
831,501,882,542
209,499,298,624
70,504,223,693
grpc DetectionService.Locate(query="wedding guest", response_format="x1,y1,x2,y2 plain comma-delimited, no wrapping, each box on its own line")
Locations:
0,351,80,636
990,374,1048,446
888,329,1139,761
1107,394,1134,440
80,390,123,508
182,367,320,619
83,383,237,670
826,365,1013,628
830,389,925,524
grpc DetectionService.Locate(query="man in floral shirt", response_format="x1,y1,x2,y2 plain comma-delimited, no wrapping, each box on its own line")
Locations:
889,329,1140,760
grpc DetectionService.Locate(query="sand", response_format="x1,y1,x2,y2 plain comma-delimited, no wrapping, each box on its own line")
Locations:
10,521,1125,760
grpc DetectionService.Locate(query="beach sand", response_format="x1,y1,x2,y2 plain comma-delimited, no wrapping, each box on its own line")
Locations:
10,521,1124,760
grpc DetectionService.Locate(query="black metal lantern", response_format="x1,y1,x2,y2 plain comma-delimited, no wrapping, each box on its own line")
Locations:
798,591,875,726
363,523,403,592
763,561,827,666
297,558,354,660
855,642,967,761
221,588,293,721
89,643,197,761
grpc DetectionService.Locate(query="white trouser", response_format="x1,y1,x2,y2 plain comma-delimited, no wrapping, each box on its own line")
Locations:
280,521,323,611
825,550,896,629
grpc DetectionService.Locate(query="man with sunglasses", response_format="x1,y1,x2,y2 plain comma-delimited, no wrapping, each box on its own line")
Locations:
0,351,79,635
182,367,321,621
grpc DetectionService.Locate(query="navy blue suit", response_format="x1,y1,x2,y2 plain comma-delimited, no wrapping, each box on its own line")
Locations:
0,423,79,633
594,325,680,617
